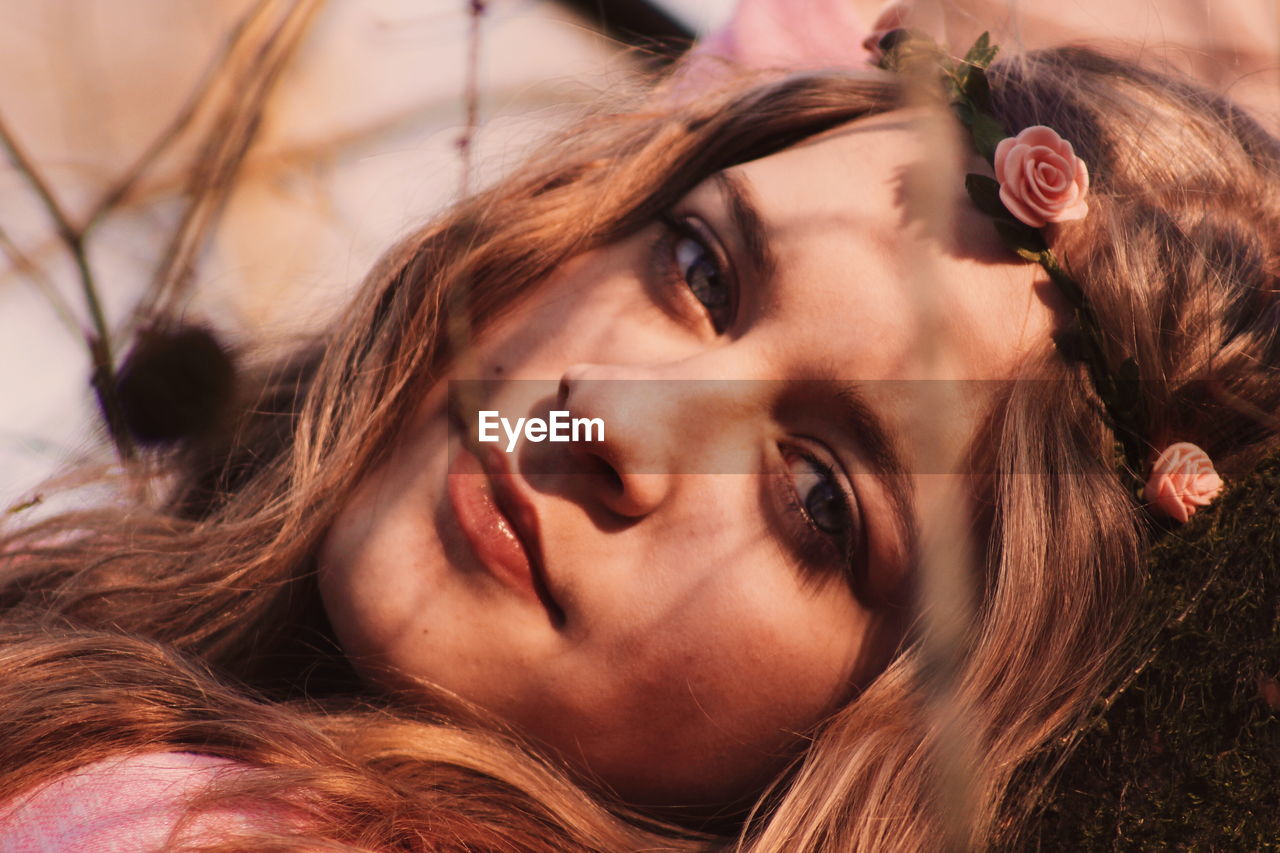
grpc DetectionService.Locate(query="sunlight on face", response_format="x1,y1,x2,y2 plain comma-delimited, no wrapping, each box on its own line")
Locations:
317,109,1054,807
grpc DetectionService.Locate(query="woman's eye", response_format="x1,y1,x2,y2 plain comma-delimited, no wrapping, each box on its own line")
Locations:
673,234,730,319
658,214,735,333
784,450,854,541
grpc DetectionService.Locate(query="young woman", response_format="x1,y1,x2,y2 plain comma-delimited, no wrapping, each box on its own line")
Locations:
1,38,1277,852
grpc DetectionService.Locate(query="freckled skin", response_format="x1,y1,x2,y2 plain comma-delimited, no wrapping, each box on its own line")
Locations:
317,110,1054,807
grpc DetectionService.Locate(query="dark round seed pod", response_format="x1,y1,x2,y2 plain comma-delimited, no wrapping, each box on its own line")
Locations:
114,324,235,446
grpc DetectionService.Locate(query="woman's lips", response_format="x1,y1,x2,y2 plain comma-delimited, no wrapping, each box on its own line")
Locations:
447,444,563,624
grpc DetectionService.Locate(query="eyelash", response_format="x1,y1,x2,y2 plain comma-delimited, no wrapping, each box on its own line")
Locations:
779,445,861,581
653,212,736,333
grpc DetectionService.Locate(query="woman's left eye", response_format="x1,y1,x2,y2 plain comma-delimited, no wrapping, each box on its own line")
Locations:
657,214,735,333
783,448,855,555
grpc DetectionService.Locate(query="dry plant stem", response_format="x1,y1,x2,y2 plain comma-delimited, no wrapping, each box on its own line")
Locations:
447,0,487,390
81,0,278,236
137,0,324,326
0,224,80,335
0,114,135,461
457,0,487,199
0,1,278,464
0,0,319,462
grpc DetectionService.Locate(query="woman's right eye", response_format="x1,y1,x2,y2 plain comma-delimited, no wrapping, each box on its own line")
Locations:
655,213,736,333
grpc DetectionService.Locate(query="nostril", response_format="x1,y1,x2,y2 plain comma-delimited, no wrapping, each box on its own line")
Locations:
558,363,597,408
573,444,623,492
564,441,634,517
599,456,624,498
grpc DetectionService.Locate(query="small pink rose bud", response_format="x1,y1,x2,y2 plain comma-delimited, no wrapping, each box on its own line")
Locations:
1144,442,1224,523
993,125,1090,228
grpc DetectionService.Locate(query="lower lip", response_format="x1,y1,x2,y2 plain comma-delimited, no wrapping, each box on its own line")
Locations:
447,445,540,602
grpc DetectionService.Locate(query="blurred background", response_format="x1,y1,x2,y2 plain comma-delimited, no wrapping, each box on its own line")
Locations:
0,0,734,507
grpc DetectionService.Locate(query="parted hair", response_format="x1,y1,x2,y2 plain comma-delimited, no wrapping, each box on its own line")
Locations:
1,46,1278,851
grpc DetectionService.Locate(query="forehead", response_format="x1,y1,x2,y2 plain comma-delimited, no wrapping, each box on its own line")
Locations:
725,108,1053,386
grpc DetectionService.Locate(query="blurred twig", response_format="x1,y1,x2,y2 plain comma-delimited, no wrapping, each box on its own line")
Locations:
0,224,80,335
0,0,323,463
137,0,325,326
442,0,488,410
457,0,486,198
81,0,279,236
0,112,135,459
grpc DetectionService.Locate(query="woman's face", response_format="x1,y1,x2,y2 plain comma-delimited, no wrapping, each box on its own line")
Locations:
318,110,1053,807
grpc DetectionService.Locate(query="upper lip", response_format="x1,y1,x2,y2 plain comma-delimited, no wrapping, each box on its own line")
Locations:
479,444,566,627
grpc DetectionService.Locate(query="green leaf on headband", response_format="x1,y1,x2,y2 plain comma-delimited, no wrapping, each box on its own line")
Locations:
962,32,998,70
964,174,1010,219
992,219,1049,259
962,65,993,111
1037,251,1088,308
970,111,1007,161
1045,260,1086,307
952,99,976,127
948,59,974,93
1115,358,1142,414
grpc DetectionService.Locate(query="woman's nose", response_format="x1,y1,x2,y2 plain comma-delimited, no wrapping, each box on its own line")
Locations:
555,363,673,518
555,362,761,518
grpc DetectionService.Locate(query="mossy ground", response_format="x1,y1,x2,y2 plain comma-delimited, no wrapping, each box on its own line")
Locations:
1015,452,1279,850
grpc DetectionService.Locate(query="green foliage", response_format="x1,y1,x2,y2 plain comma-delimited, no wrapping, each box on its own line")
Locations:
1015,449,1280,850
964,174,1010,220
949,33,1004,161
962,32,999,71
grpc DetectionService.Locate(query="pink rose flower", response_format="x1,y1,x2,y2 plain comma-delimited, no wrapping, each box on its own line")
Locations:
993,126,1090,228
1144,442,1224,523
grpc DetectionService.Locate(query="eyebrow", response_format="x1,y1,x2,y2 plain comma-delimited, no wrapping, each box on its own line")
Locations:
832,382,920,565
710,169,920,566
711,170,777,285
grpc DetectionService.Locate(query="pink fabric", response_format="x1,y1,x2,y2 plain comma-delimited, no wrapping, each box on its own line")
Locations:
697,0,873,71
0,752,265,852
674,0,873,94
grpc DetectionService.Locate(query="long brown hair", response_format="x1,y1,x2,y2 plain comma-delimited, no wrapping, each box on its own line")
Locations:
2,47,1278,850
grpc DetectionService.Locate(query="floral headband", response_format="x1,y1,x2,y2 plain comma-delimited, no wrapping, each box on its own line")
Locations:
874,32,1224,522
